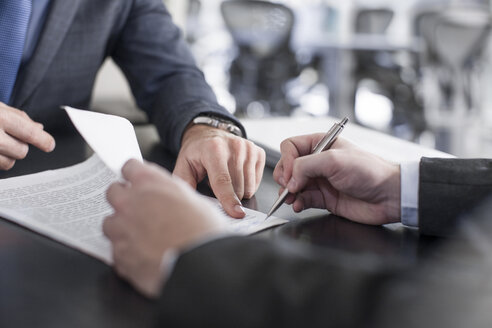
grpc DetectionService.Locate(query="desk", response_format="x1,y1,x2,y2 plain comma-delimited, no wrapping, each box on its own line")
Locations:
0,126,435,327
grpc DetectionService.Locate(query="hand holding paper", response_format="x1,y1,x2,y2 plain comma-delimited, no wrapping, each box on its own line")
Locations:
104,159,228,297
0,107,285,266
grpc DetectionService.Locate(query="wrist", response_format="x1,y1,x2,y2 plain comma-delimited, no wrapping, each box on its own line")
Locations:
192,115,243,137
181,115,243,148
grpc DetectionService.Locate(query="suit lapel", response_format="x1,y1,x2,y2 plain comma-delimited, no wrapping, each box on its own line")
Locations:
12,0,82,108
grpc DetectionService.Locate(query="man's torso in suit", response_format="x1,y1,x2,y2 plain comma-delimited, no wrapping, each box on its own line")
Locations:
12,0,236,155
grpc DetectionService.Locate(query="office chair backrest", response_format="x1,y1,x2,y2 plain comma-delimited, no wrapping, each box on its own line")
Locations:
414,11,440,64
221,0,295,57
355,8,394,34
414,11,438,39
433,8,491,69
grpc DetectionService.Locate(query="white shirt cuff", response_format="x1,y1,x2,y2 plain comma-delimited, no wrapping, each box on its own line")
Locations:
160,248,179,284
160,232,235,287
400,161,419,227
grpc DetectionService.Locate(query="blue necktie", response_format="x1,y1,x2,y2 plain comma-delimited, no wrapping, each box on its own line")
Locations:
0,0,32,104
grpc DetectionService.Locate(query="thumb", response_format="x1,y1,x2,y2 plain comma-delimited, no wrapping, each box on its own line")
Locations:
173,158,198,190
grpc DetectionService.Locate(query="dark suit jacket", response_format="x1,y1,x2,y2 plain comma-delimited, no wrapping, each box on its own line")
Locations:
419,158,492,236
156,158,492,327
11,0,242,155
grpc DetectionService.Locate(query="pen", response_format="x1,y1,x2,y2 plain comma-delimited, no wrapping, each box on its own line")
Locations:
265,117,349,220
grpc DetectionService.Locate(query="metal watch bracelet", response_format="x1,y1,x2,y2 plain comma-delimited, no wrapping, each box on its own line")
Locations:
192,115,243,137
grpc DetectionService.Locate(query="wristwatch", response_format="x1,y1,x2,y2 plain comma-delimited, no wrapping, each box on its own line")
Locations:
192,115,243,137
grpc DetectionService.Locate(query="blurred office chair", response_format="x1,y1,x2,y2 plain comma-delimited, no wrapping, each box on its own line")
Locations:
352,8,426,140
434,9,490,112
417,5,491,154
355,8,394,35
184,0,201,43
221,0,298,117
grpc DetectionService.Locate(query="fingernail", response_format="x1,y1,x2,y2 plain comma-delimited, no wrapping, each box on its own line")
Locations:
287,178,297,191
234,205,246,215
279,176,286,187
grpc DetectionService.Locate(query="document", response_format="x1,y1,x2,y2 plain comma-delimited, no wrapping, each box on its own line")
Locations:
208,197,286,235
241,116,454,167
64,106,143,176
0,154,116,263
0,108,285,264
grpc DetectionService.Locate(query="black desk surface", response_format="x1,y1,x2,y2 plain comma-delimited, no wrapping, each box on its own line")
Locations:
0,130,433,327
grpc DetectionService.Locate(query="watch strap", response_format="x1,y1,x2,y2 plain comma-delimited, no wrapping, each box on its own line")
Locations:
192,115,243,137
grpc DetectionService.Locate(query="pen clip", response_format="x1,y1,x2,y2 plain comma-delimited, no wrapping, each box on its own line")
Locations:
311,118,349,153
312,125,337,153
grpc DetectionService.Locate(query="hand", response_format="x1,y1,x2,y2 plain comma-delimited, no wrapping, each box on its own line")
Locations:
273,135,401,225
173,124,265,218
0,102,55,170
103,159,227,298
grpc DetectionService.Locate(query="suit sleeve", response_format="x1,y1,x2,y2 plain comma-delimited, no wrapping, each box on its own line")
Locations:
156,236,399,328
419,158,492,236
111,0,244,154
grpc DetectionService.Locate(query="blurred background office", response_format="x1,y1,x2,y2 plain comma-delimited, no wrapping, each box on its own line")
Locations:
92,0,492,158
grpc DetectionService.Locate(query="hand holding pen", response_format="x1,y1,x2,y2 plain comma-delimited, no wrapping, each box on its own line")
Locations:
266,118,348,220
269,119,402,225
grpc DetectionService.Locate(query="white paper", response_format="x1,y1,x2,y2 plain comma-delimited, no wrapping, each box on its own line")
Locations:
63,106,143,176
0,155,285,264
206,197,286,234
0,107,286,264
241,116,454,163
0,154,115,263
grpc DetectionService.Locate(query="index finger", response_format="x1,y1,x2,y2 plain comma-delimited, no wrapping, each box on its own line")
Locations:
278,133,325,185
1,110,55,152
204,152,245,218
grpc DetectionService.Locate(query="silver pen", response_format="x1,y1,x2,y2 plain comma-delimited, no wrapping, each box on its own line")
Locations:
265,117,349,220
